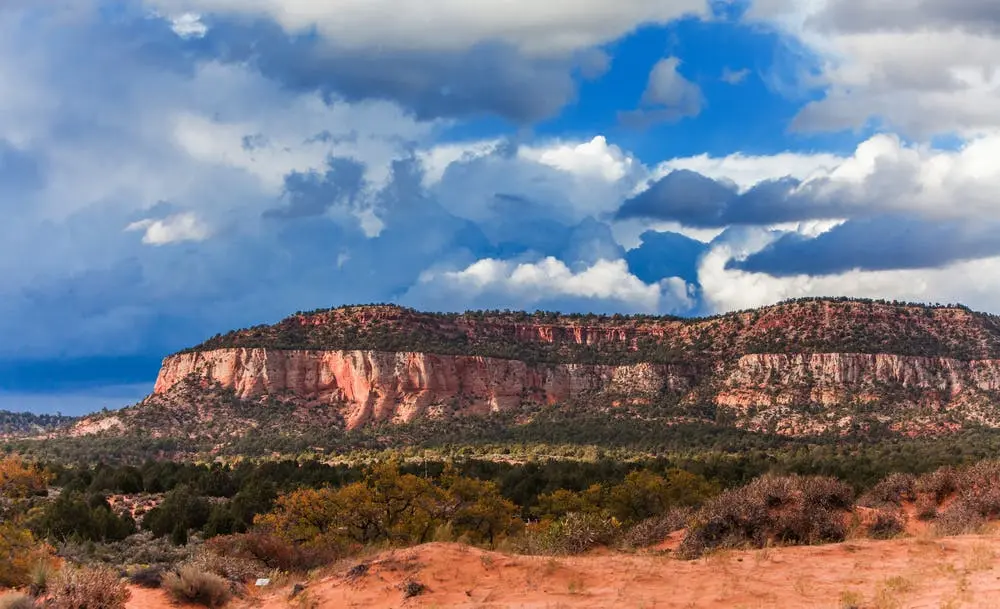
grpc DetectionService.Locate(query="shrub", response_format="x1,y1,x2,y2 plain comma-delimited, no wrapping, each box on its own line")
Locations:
143,485,210,541
32,492,136,543
29,559,54,596
162,565,232,608
678,475,852,559
605,470,718,524
513,512,619,555
48,566,130,609
618,508,692,549
858,473,916,508
205,532,329,572
0,593,34,609
914,496,938,521
129,566,166,589
916,467,957,502
934,501,986,536
867,510,905,540
0,523,51,588
187,549,263,583
401,580,425,598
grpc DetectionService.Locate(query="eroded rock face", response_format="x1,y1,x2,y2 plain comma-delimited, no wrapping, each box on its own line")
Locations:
152,348,1000,432
716,353,1000,409
154,349,695,429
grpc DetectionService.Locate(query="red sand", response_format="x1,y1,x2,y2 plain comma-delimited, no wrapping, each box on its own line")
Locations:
7,533,992,608
234,535,1000,608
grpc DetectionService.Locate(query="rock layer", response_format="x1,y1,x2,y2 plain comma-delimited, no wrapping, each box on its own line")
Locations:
154,348,1000,431
154,348,695,429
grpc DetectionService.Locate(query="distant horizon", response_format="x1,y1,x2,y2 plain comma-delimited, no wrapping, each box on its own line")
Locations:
3,294,993,416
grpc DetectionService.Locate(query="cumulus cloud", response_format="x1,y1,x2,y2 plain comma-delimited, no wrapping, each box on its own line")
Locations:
732,215,1000,276
190,20,596,122
145,0,707,55
652,149,845,190
698,230,1000,315
126,212,211,245
8,0,1000,386
751,0,1000,136
617,132,1000,228
169,12,207,38
621,57,704,125
407,257,693,314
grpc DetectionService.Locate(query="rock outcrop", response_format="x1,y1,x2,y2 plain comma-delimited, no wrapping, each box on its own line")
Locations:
108,299,1000,437
154,348,695,429
152,347,1000,433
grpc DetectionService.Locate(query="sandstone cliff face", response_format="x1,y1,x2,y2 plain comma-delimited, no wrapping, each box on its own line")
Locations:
154,347,1000,432
717,353,1000,408
154,349,695,429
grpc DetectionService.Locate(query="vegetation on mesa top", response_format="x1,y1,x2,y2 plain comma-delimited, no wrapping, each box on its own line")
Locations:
180,297,1000,363
0,411,77,437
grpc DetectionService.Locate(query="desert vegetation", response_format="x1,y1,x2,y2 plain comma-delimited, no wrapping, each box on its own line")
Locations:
4,450,1000,607
184,298,1000,363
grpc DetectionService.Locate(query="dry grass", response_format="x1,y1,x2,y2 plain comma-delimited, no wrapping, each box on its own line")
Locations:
0,592,34,609
47,566,130,609
964,542,995,572
838,589,864,609
162,565,232,608
873,575,915,609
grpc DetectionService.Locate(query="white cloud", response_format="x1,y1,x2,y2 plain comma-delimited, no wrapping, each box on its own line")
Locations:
518,136,636,182
721,67,750,84
413,257,693,312
169,12,207,38
645,132,1000,222
652,150,846,192
144,0,706,55
699,232,1000,314
416,139,502,186
171,63,438,194
432,138,643,224
126,212,211,245
751,0,1000,137
621,57,703,124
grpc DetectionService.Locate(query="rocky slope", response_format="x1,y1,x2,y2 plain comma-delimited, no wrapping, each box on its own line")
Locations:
73,298,1000,441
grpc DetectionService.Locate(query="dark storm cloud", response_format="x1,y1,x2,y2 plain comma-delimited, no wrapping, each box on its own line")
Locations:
812,0,1000,35
625,229,708,285
614,170,844,227
189,18,592,123
731,215,1000,276
265,157,366,219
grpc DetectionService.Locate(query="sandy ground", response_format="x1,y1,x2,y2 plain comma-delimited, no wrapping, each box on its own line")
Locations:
111,534,997,609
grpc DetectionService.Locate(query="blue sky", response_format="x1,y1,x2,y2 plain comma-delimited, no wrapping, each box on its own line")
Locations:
4,0,1000,414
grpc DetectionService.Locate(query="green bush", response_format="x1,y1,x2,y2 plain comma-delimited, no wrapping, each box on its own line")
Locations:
514,512,619,555
31,493,135,543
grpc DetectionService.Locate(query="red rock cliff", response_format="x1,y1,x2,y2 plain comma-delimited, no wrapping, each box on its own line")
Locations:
154,348,694,429
153,348,1000,432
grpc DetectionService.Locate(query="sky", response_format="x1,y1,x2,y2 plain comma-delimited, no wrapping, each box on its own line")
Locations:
4,0,1000,414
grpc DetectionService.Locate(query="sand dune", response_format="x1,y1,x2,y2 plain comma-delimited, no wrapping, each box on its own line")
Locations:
137,534,999,609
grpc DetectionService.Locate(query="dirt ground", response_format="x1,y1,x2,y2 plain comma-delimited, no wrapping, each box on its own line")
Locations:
121,533,1000,609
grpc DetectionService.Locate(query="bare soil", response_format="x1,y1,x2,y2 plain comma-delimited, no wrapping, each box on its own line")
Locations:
120,534,1000,608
